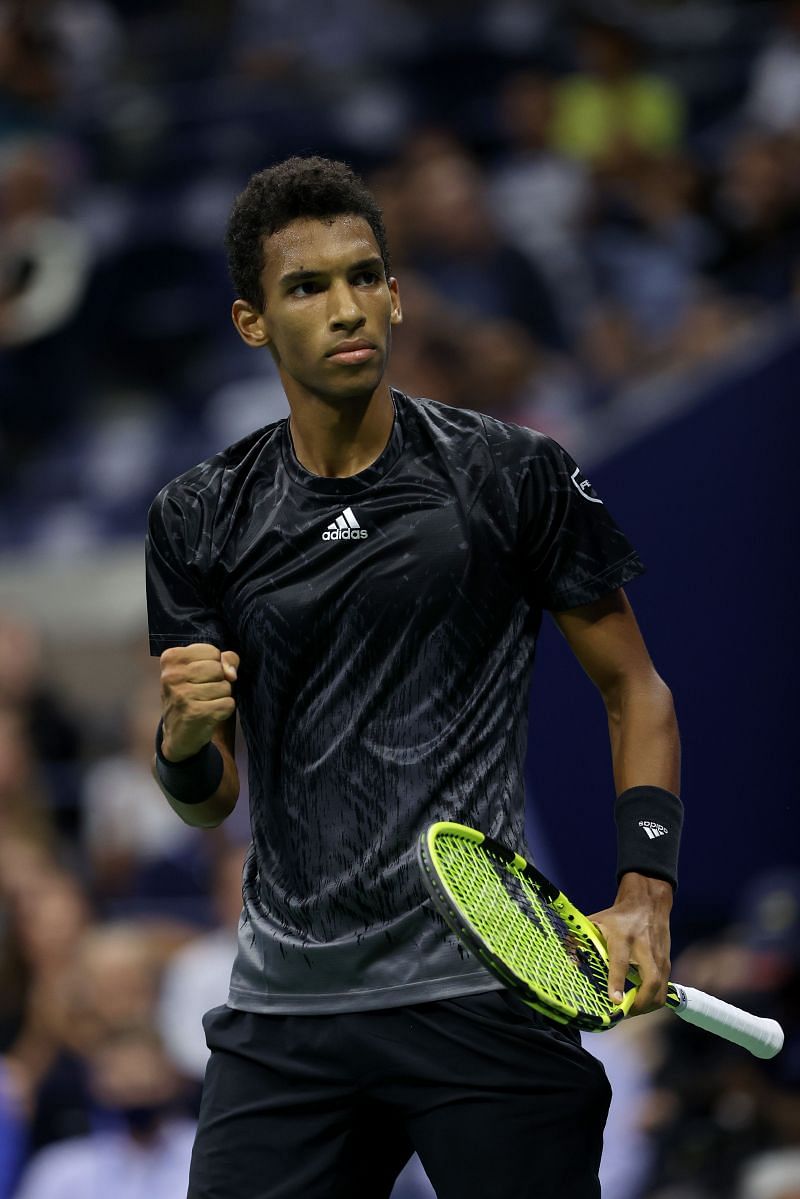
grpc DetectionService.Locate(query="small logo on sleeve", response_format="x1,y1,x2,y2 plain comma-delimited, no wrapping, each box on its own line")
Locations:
322,507,368,541
639,820,669,839
570,467,603,504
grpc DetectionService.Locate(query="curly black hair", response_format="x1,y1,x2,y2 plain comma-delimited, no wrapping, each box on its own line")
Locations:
225,155,391,310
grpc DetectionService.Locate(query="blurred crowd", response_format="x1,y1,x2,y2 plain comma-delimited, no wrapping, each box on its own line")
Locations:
0,0,799,550
0,613,254,1198
1,1,799,1196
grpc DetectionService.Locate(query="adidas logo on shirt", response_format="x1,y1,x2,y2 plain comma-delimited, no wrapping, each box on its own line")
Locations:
322,507,368,541
639,820,669,840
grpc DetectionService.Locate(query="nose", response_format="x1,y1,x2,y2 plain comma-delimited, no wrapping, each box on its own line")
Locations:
327,280,366,333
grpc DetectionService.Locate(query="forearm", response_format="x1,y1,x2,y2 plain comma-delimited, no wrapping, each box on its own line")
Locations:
605,672,680,796
596,678,679,1009
555,595,680,1010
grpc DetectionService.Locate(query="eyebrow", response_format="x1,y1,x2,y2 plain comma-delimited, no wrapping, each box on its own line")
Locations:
279,256,384,286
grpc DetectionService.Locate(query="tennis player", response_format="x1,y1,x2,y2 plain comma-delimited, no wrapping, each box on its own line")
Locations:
146,156,682,1198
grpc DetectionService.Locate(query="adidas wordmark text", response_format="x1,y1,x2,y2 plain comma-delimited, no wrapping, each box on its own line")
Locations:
322,506,368,541
639,820,669,839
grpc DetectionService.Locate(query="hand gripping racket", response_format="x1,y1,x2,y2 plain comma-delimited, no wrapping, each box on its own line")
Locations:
418,822,784,1059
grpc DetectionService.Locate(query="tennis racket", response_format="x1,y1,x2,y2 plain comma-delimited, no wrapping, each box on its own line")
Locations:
418,822,784,1059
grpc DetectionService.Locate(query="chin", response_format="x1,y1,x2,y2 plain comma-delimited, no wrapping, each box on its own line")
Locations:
325,371,385,402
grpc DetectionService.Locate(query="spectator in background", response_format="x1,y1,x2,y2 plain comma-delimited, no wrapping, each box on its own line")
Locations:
158,841,248,1082
2,867,93,1156
577,148,754,391
460,317,589,444
0,706,51,843
489,69,593,336
228,0,423,88
708,130,800,308
2,888,199,1169
641,868,800,1198
401,145,567,349
0,615,82,840
0,835,74,1193
737,1149,800,1199
67,924,164,1048
585,152,716,348
551,16,684,173
0,142,89,345
0,139,91,482
746,1,800,135
0,3,60,138
0,0,123,111
385,269,471,410
13,1027,196,1199
82,677,202,904
384,265,587,440
0,1059,27,1199
0,834,58,1050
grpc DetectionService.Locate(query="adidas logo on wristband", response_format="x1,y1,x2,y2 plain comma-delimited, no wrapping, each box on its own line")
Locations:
639,820,669,840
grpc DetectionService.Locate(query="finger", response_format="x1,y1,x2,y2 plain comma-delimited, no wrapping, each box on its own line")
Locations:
209,696,236,721
161,643,222,664
602,930,630,1007
168,682,234,711
171,696,236,722
221,650,239,679
179,660,231,683
186,681,234,701
628,953,662,1014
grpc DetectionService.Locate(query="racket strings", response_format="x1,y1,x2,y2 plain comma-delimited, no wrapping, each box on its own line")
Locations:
438,836,612,1023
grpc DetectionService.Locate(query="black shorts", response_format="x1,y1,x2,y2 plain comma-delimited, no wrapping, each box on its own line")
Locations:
188,991,611,1199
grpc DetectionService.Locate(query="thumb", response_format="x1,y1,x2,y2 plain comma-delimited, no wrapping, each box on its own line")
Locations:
221,650,239,680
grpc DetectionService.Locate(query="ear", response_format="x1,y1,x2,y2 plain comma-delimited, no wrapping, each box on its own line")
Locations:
231,299,271,349
388,276,403,326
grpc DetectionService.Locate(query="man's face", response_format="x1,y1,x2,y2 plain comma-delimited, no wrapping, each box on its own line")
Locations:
233,215,401,403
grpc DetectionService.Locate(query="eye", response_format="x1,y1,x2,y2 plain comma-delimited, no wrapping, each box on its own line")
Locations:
353,270,380,286
290,281,322,297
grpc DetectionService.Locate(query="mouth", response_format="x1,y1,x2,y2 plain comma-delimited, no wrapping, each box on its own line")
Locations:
326,339,378,365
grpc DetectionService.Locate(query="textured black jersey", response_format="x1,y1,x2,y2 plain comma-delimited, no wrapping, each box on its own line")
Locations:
146,390,644,1013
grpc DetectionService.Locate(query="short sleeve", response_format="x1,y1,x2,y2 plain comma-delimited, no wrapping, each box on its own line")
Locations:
515,434,645,611
145,484,233,656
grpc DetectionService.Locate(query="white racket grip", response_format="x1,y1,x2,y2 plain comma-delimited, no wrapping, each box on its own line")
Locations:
671,983,784,1059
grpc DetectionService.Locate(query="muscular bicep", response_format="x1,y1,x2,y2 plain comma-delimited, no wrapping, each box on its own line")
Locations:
551,588,661,699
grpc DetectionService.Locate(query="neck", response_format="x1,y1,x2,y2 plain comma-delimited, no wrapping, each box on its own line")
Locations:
286,382,395,478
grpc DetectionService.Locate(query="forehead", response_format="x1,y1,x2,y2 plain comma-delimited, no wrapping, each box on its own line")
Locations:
262,215,381,280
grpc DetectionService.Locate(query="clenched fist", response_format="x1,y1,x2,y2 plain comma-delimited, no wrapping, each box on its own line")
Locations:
159,644,239,762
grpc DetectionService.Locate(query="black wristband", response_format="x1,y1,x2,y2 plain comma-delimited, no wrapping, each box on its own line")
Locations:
155,718,224,805
615,785,683,890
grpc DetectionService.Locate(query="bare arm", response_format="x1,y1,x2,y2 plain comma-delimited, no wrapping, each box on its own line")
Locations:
552,587,681,1014
152,645,241,829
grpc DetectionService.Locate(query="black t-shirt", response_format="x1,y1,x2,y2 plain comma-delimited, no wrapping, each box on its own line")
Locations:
146,390,644,1012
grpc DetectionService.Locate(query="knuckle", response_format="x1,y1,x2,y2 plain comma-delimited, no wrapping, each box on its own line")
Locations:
183,643,219,663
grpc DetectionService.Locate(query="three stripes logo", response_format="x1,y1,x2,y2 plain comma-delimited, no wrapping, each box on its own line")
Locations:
322,506,368,541
639,820,669,840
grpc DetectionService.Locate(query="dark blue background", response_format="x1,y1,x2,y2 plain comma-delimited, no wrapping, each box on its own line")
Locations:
526,330,800,945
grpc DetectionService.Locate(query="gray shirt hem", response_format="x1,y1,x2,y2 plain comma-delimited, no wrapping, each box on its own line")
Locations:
226,971,506,1014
